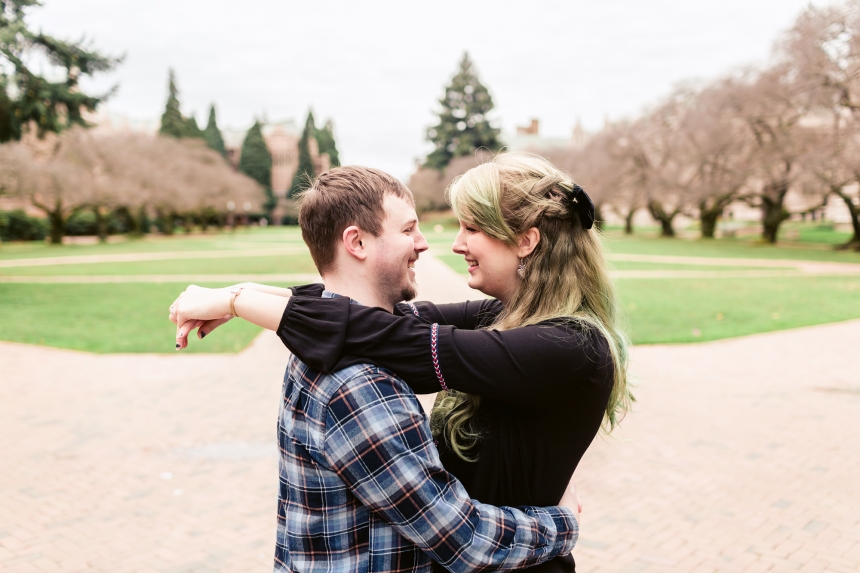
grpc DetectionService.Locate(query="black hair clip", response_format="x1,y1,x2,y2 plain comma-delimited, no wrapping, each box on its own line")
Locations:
570,184,595,230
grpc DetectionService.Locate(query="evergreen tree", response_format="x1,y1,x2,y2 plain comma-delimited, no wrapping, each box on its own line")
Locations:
0,0,121,143
184,113,204,139
203,105,226,157
159,69,186,138
238,120,275,217
315,119,340,167
289,111,317,198
425,52,501,170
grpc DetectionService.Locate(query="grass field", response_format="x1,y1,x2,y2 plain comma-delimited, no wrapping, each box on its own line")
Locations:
0,229,313,353
0,282,298,353
2,226,859,352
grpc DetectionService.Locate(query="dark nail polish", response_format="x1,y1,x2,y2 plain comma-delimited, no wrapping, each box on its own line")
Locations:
175,343,180,349
200,331,206,338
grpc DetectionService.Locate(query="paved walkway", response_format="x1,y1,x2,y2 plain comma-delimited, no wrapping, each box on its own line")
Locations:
1,252,858,572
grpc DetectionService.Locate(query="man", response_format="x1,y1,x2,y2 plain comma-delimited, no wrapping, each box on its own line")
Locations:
171,166,579,573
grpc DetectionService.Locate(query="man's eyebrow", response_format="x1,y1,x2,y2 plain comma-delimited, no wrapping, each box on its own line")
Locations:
403,217,419,227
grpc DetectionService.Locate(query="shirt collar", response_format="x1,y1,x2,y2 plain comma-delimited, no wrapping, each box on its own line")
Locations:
322,290,362,306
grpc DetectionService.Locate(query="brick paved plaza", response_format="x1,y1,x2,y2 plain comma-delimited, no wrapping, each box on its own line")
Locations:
1,255,858,572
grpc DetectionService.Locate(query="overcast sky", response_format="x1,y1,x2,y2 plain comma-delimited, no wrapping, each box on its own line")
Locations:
31,0,831,179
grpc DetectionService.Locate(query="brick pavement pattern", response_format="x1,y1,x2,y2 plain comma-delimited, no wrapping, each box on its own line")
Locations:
1,252,859,572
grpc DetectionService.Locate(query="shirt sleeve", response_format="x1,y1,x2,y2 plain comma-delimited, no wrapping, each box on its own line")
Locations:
398,299,504,330
322,369,578,572
278,296,609,404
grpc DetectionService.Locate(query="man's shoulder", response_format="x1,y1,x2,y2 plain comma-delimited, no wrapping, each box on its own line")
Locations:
287,355,415,403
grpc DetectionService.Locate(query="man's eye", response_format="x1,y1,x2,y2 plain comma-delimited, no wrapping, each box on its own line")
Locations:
466,226,477,233
404,227,413,233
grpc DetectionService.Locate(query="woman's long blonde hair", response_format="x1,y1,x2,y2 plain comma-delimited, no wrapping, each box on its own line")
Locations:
430,152,633,460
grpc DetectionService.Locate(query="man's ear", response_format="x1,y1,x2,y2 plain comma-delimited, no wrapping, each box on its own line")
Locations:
342,225,368,261
516,227,541,258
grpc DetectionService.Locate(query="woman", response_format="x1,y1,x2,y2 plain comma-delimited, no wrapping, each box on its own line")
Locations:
172,153,631,572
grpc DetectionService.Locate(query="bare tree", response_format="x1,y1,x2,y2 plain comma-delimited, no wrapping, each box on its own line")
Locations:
782,1,860,249
409,150,493,212
675,80,755,238
0,129,262,243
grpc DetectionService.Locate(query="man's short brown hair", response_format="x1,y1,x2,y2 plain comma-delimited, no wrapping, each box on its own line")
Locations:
297,166,414,274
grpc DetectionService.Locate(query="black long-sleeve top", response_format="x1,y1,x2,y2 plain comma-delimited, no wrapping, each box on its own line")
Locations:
278,286,616,573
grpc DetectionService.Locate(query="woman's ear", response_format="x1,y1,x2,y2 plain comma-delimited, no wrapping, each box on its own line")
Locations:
516,227,541,258
342,225,368,260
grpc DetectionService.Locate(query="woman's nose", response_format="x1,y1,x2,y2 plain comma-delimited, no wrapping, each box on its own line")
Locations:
452,228,467,254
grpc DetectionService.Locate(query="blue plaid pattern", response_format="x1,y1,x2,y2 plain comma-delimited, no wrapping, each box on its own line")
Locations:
274,292,577,573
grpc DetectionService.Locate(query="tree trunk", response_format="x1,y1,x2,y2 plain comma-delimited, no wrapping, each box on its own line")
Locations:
833,188,860,250
624,208,636,235
698,194,736,239
647,200,677,238
94,206,108,243
700,210,719,239
46,198,68,245
760,182,790,244
48,210,65,245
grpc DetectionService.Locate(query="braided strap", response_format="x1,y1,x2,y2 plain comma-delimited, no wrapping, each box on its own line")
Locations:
430,323,449,391
406,302,420,317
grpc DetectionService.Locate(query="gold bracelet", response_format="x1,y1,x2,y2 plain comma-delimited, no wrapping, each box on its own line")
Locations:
229,286,244,318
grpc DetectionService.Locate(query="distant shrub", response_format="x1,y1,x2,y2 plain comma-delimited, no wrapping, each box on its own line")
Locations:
0,210,49,241
64,210,124,236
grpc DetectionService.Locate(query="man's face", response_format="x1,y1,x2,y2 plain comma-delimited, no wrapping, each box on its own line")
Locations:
367,194,428,306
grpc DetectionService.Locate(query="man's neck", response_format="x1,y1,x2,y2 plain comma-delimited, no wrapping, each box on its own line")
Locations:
321,274,394,312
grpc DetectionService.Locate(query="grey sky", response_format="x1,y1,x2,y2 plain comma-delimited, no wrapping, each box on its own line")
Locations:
32,0,830,179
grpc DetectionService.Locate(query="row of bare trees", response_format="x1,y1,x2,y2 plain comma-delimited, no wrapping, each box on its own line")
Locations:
547,2,860,249
0,128,262,244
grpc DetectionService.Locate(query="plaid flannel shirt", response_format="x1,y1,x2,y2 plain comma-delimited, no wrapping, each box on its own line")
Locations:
273,293,578,573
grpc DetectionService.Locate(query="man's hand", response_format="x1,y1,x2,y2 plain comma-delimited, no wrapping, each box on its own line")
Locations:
169,285,233,350
559,474,583,536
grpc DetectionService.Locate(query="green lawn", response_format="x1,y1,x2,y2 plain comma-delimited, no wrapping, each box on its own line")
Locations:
435,254,787,274
0,282,298,353
602,232,860,263
2,227,859,352
618,276,860,344
0,254,317,276
433,232,860,344
0,227,307,260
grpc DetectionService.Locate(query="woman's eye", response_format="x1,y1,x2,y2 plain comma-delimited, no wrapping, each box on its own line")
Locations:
466,227,477,233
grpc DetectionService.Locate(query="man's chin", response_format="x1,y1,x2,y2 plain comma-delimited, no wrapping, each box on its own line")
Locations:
400,281,418,302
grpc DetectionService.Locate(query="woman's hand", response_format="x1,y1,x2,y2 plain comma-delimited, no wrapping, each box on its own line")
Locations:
168,283,292,349
169,285,233,349
559,474,583,537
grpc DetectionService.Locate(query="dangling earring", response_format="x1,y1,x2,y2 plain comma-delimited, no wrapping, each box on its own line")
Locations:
517,258,526,278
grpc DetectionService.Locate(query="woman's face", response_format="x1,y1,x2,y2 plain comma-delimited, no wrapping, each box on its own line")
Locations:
452,219,520,303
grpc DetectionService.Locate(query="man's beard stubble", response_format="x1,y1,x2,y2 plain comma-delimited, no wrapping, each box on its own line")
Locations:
375,261,418,305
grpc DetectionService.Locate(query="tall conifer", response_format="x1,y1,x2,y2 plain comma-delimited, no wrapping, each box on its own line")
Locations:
203,105,227,157
425,52,501,170
289,111,317,198
159,70,187,138
0,0,121,142
184,114,204,139
238,121,275,217
315,119,340,167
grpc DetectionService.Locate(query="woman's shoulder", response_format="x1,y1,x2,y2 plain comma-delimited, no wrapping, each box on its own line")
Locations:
524,319,614,372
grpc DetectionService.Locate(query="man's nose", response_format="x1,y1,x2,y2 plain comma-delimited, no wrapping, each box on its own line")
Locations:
414,229,429,253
